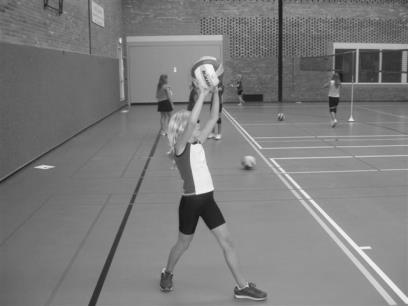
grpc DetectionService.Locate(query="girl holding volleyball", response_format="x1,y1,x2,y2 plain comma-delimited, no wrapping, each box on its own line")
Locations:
323,72,341,127
160,78,267,301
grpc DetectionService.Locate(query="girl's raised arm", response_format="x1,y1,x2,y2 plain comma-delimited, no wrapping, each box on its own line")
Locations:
174,86,209,154
197,87,219,143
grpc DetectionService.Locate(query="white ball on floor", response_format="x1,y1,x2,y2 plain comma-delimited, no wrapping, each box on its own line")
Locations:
277,112,285,121
241,155,256,170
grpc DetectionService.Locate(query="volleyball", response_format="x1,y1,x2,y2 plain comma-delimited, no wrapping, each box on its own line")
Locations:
277,112,285,121
241,155,256,170
191,56,224,89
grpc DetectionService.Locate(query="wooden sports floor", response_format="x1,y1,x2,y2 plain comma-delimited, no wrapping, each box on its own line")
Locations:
1,101,407,306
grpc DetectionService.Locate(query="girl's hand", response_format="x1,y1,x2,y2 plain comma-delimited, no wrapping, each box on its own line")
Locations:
197,83,210,96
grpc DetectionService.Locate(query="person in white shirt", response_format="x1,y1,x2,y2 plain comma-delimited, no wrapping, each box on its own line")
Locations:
323,72,341,127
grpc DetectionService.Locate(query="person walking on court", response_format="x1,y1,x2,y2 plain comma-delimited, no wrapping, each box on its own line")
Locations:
323,72,341,127
156,74,174,135
160,82,267,301
230,74,245,105
208,80,224,140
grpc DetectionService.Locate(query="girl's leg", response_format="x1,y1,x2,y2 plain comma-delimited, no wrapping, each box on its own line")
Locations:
328,98,338,127
160,112,166,134
238,94,245,105
211,223,247,288
165,231,194,273
166,112,172,130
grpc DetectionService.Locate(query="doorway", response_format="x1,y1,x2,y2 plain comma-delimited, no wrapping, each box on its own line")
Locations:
126,35,223,104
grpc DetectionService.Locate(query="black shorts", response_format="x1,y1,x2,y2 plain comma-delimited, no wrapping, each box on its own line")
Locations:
157,99,173,112
329,97,339,112
179,191,226,235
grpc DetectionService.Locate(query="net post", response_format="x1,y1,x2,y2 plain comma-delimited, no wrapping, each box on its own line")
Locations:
277,0,284,121
348,50,356,122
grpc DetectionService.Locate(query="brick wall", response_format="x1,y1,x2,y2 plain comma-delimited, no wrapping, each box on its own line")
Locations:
0,0,123,58
123,0,408,102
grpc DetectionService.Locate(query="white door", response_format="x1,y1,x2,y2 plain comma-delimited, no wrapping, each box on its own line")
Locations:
127,36,223,104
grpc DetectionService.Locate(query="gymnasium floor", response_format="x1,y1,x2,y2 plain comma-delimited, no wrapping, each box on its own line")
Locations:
1,101,407,306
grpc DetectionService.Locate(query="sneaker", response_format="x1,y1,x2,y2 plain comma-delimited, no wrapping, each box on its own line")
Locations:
234,282,267,301
160,130,167,136
331,119,337,128
208,133,216,139
215,134,222,140
160,268,173,292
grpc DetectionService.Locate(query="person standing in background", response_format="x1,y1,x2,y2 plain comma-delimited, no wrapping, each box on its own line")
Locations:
156,74,174,135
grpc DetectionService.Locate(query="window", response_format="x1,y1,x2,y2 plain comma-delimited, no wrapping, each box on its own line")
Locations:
334,49,355,82
382,50,402,83
359,50,379,83
333,44,408,84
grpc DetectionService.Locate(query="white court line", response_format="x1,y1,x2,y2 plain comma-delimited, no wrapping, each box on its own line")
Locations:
259,138,408,143
222,109,262,149
273,156,353,160
269,158,407,306
255,134,407,139
262,146,333,150
357,106,408,119
224,109,407,305
282,169,378,174
261,144,408,150
274,154,408,160
243,121,408,126
381,168,408,172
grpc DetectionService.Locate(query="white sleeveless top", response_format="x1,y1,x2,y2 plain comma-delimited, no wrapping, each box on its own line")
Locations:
174,142,214,195
328,80,340,98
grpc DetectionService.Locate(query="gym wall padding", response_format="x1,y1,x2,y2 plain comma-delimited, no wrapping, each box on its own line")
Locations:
0,42,123,181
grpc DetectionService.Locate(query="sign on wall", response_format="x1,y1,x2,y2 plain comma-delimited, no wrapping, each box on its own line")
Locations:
92,1,104,28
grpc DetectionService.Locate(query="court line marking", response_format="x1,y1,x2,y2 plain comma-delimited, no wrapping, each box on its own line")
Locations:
224,109,407,305
260,144,408,150
243,121,408,126
274,154,408,160
280,169,378,174
279,169,408,174
357,106,408,119
268,158,407,306
259,138,408,143
89,131,162,306
254,135,407,139
222,109,262,149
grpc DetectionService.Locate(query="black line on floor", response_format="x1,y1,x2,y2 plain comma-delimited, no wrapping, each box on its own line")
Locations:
88,131,162,306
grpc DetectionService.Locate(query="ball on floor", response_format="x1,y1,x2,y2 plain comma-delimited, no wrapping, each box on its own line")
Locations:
277,112,285,121
241,155,256,170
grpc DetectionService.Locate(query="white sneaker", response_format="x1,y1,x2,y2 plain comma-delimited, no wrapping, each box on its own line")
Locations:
215,134,222,140
208,133,215,139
